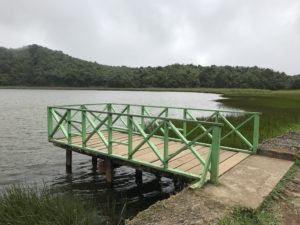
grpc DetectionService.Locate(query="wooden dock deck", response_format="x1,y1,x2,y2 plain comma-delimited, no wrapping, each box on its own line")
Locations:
55,130,249,182
48,103,259,188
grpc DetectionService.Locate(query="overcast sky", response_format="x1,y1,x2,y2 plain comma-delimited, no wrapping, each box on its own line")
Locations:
0,0,299,74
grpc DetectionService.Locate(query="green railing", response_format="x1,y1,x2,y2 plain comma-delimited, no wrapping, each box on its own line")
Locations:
47,103,260,188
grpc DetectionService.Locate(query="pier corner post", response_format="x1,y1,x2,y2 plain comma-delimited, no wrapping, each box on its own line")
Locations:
252,113,260,154
47,107,53,141
105,158,114,184
97,159,105,174
135,169,143,186
66,148,72,173
210,125,221,184
92,156,97,170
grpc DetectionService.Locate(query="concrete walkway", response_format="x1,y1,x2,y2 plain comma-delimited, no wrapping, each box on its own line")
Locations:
204,155,293,208
128,155,293,225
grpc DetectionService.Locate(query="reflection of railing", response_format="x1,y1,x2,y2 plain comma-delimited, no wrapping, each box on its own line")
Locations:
47,103,260,188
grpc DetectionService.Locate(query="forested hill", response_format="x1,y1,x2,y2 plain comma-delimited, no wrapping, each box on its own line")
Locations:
0,44,299,89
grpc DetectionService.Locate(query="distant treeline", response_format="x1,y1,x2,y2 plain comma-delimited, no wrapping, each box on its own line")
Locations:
0,44,299,89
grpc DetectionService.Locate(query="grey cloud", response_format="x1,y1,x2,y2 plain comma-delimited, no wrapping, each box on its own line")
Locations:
0,0,299,74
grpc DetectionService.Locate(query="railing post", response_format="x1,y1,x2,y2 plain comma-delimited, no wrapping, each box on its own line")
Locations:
127,104,130,113
67,109,72,144
141,106,145,130
47,107,53,140
165,107,169,117
81,106,87,147
252,113,260,154
107,103,113,154
210,125,221,184
128,115,133,159
183,109,187,138
214,111,219,123
163,120,169,169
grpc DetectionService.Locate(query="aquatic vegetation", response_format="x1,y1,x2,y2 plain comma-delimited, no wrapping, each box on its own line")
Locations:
0,185,99,225
219,90,300,141
169,89,300,150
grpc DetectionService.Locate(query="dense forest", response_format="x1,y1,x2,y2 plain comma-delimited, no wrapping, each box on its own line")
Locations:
0,44,299,89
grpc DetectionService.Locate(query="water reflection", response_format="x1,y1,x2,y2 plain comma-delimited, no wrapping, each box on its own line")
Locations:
51,162,176,223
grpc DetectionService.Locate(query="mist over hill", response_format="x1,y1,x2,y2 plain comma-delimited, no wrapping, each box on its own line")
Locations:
0,44,299,89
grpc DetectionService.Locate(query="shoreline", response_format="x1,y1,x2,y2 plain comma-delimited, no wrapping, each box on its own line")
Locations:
1,86,299,96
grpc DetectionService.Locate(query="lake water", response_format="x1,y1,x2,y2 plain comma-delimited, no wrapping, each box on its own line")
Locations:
0,89,228,222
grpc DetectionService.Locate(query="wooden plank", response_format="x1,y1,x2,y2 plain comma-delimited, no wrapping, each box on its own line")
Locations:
71,135,82,144
109,135,146,156
187,150,236,175
86,131,141,150
53,130,251,181
219,152,249,176
87,133,134,148
132,140,179,158
174,149,210,172
133,142,206,167
71,130,126,145
133,141,187,164
111,135,166,157
168,147,209,169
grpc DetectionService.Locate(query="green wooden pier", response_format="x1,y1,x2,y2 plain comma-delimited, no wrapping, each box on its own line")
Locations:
47,103,260,188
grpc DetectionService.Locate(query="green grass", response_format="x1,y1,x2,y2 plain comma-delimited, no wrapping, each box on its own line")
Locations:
219,90,300,140
0,185,99,225
219,159,300,225
170,89,300,150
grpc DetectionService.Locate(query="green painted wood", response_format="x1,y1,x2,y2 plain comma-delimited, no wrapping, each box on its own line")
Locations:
163,120,169,169
252,114,260,154
107,104,113,155
81,107,87,147
47,107,53,140
47,103,260,188
168,121,206,166
186,110,213,139
219,114,253,149
131,118,164,163
51,109,68,139
220,115,254,141
127,115,133,159
84,113,109,146
130,121,164,157
183,108,187,137
67,109,72,144
210,125,221,183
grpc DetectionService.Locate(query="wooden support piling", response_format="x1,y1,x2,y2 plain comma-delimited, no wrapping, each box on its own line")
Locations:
105,158,113,183
135,169,143,185
98,159,106,174
66,149,72,173
92,156,97,170
155,173,161,181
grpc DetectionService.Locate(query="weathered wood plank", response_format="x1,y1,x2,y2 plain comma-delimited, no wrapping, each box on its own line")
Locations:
55,130,250,179
187,150,236,175
219,152,249,176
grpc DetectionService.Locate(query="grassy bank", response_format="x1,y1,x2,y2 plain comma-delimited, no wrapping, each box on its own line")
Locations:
218,89,300,141
0,86,298,94
0,185,99,225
